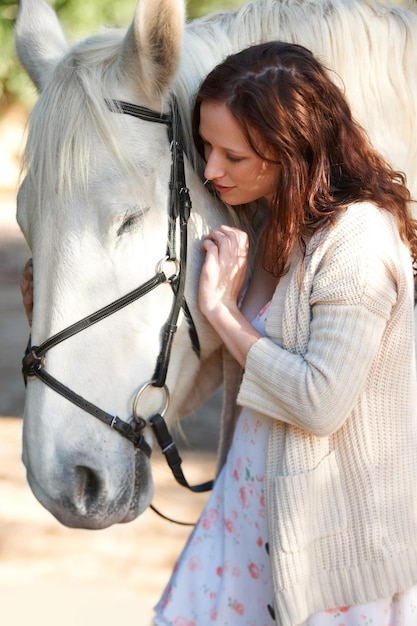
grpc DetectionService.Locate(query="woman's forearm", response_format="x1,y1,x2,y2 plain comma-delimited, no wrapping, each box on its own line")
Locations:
203,303,261,368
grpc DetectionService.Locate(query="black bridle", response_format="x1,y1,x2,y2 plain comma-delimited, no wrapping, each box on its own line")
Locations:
22,96,213,517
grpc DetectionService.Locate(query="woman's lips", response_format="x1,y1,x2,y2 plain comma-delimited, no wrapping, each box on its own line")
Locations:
214,183,235,194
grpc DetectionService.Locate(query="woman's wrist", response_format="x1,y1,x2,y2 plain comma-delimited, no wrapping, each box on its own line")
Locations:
202,300,239,325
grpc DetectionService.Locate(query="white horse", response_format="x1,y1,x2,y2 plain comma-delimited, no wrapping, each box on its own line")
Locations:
15,0,417,529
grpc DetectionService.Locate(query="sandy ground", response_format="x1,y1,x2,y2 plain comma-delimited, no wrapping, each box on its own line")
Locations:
0,105,219,626
0,416,215,626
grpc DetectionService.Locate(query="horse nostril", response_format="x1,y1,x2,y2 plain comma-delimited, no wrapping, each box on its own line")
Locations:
74,465,102,513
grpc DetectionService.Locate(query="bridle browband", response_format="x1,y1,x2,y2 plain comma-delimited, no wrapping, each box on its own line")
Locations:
22,96,213,520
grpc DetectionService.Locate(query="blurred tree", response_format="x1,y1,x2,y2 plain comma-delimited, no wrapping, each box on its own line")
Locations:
188,0,245,18
0,0,23,106
0,0,245,110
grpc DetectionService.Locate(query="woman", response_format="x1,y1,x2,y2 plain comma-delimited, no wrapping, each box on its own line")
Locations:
153,42,417,625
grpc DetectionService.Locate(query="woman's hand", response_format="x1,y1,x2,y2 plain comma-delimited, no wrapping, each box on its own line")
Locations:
20,258,33,326
198,226,260,368
198,225,249,319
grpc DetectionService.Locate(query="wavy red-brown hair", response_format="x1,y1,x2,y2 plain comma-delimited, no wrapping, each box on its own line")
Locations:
192,41,417,279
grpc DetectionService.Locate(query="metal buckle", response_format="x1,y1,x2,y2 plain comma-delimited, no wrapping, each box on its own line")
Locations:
156,256,180,282
132,381,170,424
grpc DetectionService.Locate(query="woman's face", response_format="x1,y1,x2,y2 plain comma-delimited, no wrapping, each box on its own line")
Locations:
199,100,279,206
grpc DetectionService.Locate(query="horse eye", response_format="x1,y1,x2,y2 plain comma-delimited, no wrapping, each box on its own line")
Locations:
116,207,150,237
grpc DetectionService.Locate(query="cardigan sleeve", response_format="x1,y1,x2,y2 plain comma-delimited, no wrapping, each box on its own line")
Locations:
237,204,408,436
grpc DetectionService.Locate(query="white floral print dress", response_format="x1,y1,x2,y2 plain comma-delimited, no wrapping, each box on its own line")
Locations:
154,301,275,626
154,291,417,626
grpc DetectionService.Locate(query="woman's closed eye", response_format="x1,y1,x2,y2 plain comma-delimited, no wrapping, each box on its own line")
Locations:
226,154,244,163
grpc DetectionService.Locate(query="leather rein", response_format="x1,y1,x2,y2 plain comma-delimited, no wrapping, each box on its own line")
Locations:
22,96,213,524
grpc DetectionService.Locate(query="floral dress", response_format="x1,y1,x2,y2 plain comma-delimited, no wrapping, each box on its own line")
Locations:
154,302,275,626
154,294,417,626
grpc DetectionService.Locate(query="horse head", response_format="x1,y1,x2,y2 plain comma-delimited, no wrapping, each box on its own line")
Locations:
15,0,228,528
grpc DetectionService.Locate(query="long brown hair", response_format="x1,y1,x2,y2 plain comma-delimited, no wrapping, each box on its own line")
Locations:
192,41,417,278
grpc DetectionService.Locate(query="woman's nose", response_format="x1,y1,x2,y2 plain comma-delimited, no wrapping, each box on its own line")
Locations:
204,152,225,181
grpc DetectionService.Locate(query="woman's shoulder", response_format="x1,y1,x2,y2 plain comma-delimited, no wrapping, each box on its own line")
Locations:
339,201,396,227
303,201,407,304
309,201,401,254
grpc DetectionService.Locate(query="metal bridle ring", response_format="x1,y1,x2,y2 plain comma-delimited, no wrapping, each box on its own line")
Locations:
132,381,170,423
157,256,180,282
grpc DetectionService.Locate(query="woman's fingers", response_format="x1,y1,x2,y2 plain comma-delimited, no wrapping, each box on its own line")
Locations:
199,226,249,318
203,225,248,259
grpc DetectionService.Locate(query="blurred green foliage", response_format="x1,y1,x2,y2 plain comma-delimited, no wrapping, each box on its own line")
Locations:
0,0,245,110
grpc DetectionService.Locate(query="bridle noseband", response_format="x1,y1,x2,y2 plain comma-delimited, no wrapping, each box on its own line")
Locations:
22,96,213,511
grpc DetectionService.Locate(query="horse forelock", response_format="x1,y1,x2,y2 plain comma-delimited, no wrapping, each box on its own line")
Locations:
22,28,138,216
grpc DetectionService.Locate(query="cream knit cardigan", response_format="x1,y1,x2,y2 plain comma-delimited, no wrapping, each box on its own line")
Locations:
212,202,417,626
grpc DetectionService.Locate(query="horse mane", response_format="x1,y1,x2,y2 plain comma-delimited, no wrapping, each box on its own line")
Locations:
22,0,417,215
176,0,417,199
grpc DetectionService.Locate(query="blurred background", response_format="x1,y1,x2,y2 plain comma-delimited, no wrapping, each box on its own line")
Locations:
0,1,245,624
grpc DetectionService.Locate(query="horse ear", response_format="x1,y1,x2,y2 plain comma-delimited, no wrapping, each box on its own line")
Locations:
15,0,68,92
118,0,185,101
